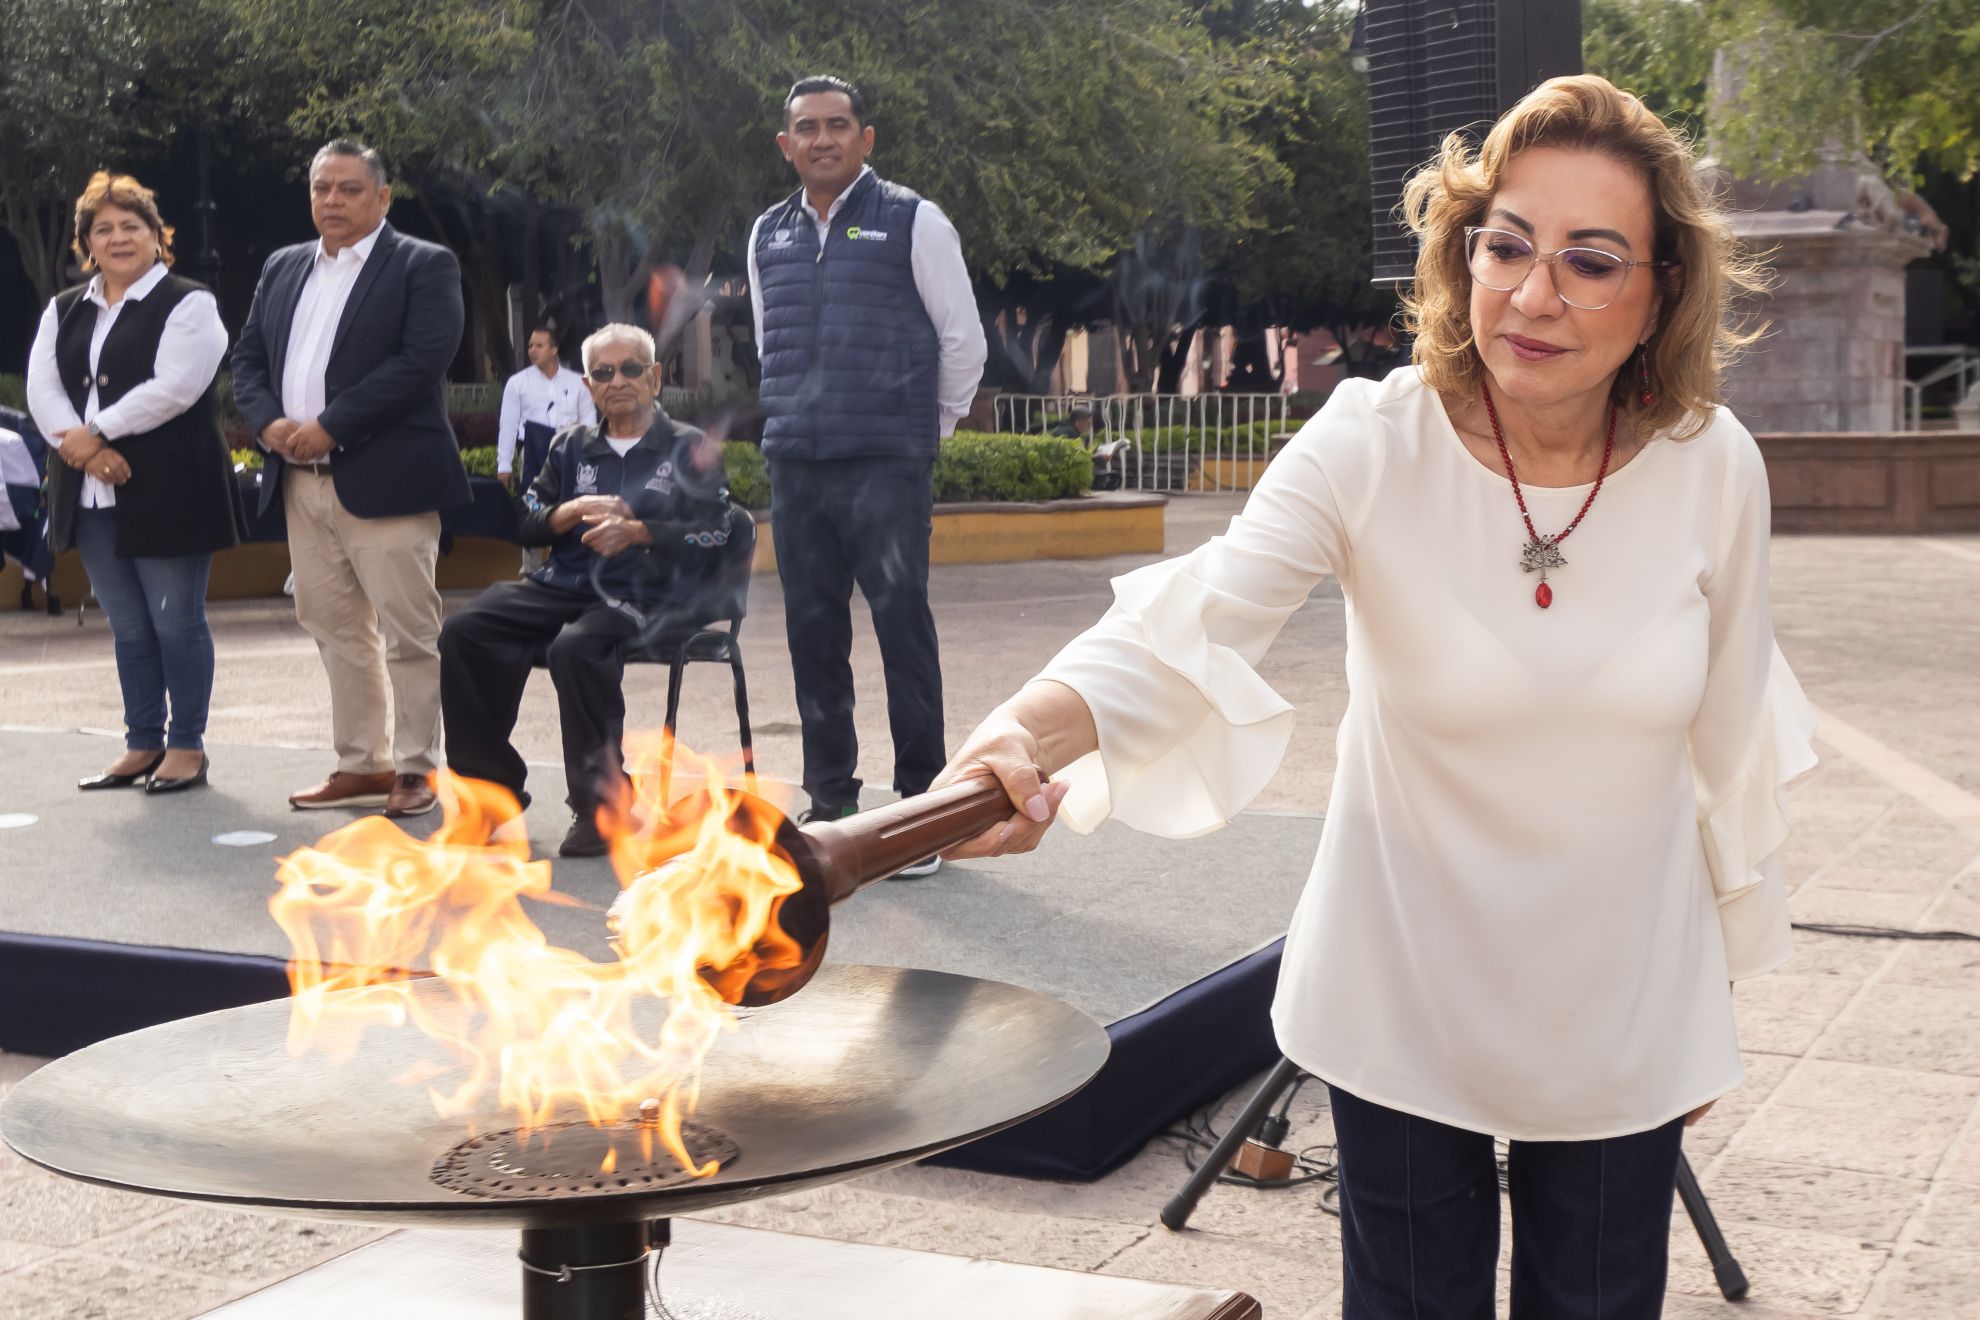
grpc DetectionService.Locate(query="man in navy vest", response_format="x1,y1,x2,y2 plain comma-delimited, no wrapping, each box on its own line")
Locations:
747,75,986,874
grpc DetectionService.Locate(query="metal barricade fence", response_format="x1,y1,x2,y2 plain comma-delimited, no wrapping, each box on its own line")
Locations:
990,393,1293,492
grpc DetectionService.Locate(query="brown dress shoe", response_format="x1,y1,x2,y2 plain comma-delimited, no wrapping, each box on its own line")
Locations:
289,770,396,810
383,773,438,818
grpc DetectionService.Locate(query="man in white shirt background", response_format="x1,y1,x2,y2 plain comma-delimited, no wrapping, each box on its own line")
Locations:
746,75,987,871
231,139,469,819
496,327,595,493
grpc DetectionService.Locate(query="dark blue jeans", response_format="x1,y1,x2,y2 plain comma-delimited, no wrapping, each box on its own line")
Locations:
767,457,945,810
73,507,216,752
1329,1085,1686,1319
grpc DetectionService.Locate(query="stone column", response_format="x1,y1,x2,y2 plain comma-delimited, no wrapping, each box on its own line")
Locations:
1720,214,1930,433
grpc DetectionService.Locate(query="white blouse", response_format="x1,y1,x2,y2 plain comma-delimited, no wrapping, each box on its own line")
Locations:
1038,367,1817,1141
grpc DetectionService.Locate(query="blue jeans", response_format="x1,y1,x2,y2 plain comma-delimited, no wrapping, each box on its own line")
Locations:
73,508,215,752
1330,1085,1686,1319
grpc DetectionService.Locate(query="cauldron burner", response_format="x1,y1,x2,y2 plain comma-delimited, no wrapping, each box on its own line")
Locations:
430,1119,739,1200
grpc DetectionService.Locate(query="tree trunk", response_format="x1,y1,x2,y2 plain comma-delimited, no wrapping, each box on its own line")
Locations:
1156,324,1197,395
520,206,544,349
594,217,657,326
1031,316,1071,395
1119,323,1160,394
1225,324,1282,393
2,186,65,308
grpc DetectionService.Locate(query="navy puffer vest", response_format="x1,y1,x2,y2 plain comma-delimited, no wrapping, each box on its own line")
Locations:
754,172,940,460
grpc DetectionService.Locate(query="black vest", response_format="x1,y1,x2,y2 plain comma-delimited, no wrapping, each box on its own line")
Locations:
753,172,941,460
46,271,240,558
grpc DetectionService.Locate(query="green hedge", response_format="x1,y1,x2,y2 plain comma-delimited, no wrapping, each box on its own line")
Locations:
1100,420,1289,455
934,431,1091,503
271,435,1085,509
0,373,25,412
722,441,770,509
721,434,1089,509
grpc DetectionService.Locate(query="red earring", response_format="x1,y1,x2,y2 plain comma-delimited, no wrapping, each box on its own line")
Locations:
1637,345,1655,407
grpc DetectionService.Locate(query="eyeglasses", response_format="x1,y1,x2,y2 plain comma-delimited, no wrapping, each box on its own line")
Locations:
1463,227,1674,311
587,361,651,383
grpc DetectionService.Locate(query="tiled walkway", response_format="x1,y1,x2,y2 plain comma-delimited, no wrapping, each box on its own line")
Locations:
3,510,1976,1316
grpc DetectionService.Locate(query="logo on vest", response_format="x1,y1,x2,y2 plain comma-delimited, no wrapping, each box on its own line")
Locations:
768,228,794,248
644,461,675,496
574,462,599,494
845,226,890,241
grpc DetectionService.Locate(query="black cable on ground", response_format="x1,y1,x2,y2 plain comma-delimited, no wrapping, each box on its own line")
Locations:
1164,1096,1342,1215
1793,922,1980,942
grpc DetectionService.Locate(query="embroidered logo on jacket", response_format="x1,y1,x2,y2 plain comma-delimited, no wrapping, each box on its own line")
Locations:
574,462,598,494
845,226,890,241
644,461,675,496
768,229,794,248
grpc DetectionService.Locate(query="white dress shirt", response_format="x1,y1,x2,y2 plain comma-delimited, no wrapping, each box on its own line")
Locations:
496,363,596,473
280,222,385,429
1037,367,1817,1141
26,262,231,510
747,166,988,437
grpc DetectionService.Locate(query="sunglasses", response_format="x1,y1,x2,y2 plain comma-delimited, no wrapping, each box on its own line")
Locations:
587,361,652,383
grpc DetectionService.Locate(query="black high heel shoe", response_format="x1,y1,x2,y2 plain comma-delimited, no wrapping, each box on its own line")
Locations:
146,753,210,795
78,750,166,790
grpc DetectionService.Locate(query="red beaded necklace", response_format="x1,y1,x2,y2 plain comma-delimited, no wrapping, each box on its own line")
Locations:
1479,384,1617,610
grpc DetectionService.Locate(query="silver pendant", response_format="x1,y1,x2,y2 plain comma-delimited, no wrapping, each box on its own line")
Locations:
1519,535,1566,579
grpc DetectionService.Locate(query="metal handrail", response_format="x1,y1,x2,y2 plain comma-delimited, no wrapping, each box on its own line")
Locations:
991,392,1294,492
1903,348,1980,429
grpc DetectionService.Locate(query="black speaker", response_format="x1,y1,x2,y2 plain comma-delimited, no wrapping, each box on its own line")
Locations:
1365,0,1583,284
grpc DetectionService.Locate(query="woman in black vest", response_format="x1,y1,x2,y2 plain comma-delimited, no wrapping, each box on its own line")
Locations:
26,172,238,794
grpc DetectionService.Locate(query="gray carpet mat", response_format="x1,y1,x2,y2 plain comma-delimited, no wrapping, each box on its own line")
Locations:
0,728,1319,1024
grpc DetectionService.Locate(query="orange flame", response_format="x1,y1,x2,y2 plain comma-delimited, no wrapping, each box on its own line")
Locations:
268,733,802,1176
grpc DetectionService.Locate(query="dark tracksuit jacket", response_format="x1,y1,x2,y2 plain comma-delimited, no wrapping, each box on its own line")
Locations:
440,409,735,812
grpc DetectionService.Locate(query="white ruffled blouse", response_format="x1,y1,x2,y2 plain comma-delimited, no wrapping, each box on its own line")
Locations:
1038,367,1817,1141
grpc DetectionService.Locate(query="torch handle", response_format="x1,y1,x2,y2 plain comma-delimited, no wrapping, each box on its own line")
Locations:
807,780,1018,902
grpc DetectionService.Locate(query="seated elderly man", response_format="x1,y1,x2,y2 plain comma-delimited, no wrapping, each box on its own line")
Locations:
440,323,734,857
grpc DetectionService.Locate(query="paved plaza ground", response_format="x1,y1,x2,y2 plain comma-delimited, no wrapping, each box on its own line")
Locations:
2,495,1979,1317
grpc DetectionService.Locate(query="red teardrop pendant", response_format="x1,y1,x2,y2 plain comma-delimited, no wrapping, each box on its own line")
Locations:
1535,581,1554,609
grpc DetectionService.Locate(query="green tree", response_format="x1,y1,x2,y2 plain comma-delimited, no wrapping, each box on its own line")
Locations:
1586,0,1980,187
1203,0,1396,388
223,0,1279,384
0,0,153,306
1585,0,1980,329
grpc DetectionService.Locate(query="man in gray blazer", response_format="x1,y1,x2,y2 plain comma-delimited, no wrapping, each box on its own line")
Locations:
232,140,468,818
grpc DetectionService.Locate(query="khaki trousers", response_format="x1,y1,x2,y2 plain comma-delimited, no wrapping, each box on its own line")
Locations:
283,465,443,776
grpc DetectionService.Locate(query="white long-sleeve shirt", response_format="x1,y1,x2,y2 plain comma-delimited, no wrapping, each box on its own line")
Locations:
746,166,988,437
26,262,231,510
1037,367,1817,1142
495,363,595,473
280,222,383,425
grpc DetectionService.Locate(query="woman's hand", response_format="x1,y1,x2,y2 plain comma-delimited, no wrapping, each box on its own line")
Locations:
932,707,1072,861
56,427,103,469
95,450,132,485
60,428,130,484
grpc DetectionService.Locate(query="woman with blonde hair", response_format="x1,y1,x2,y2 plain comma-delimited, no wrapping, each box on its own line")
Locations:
933,75,1812,1316
27,172,238,794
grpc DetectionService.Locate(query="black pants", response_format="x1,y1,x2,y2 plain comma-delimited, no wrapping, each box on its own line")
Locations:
1329,1085,1687,1319
439,579,638,815
767,457,944,810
